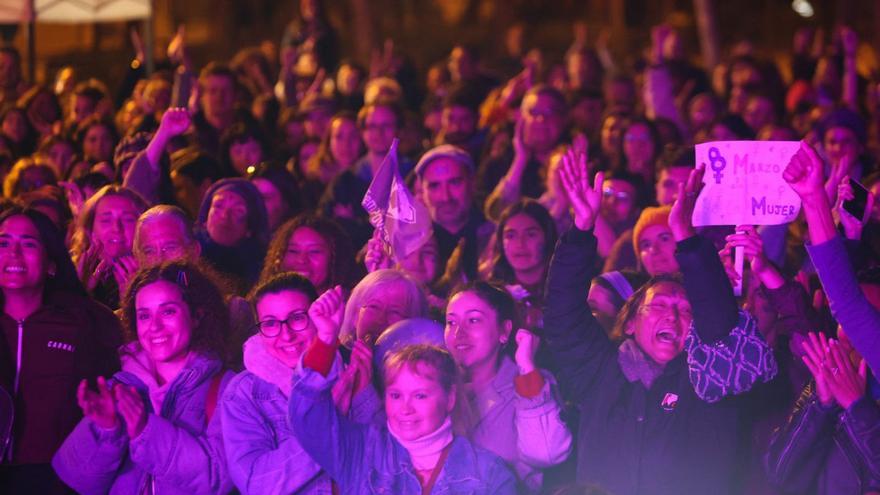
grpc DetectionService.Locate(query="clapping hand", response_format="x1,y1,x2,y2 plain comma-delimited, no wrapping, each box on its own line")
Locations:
115,385,148,439
822,338,867,410
77,377,118,430
309,286,345,345
558,145,603,231
800,332,834,406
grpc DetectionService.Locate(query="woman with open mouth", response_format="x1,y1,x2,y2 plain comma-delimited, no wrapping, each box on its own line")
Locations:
542,148,777,495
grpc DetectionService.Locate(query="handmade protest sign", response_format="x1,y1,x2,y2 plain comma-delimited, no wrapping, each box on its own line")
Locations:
693,141,802,227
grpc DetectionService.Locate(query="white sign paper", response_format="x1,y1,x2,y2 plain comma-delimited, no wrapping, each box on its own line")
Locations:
692,141,802,226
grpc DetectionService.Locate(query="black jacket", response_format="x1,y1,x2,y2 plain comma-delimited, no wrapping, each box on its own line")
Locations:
542,227,758,495
0,290,121,465
765,384,880,494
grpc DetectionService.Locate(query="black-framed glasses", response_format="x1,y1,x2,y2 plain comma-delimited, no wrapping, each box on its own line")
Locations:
254,311,310,337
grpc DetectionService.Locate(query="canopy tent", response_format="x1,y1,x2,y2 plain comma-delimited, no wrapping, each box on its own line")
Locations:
0,0,151,23
0,0,153,80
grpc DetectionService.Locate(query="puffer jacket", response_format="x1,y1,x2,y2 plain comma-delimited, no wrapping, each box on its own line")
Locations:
765,383,880,494
221,334,381,495
290,351,517,494
0,290,121,465
542,228,776,495
465,356,572,493
52,345,233,495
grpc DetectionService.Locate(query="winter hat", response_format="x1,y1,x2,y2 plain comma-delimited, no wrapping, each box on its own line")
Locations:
632,205,672,255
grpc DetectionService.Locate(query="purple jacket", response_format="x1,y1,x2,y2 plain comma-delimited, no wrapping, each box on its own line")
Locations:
52,347,233,495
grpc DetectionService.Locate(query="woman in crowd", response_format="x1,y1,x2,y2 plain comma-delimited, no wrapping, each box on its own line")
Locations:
75,114,118,165
339,268,428,347
485,199,557,329
445,281,572,492
248,161,303,233
1,106,37,159
52,262,234,495
541,149,776,495
260,213,357,294
196,178,270,293
290,285,517,493
220,123,267,178
617,118,661,188
222,272,378,494
70,184,147,309
304,111,364,185
0,206,121,494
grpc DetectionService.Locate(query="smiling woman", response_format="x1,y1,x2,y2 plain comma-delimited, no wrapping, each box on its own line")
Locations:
52,261,234,495
0,207,121,493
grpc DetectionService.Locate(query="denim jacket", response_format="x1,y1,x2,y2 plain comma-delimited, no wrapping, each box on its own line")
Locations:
221,335,381,495
290,356,516,494
52,347,233,495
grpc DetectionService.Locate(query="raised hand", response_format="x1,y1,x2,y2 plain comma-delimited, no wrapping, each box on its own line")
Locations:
167,25,189,68
822,339,867,409
111,256,138,298
331,367,355,414
364,233,393,273
157,107,192,138
835,180,875,240
558,146,603,231
724,226,770,276
840,26,858,57
669,163,706,241
512,117,528,160
77,240,105,291
114,384,147,439
309,286,345,345
800,332,833,406
349,340,374,394
77,377,118,430
514,328,540,375
783,141,827,201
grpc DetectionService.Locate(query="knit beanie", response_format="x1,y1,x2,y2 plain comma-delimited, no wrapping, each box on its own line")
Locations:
632,206,672,255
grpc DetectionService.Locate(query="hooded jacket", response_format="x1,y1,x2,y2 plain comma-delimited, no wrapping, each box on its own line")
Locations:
0,290,121,465
52,345,233,495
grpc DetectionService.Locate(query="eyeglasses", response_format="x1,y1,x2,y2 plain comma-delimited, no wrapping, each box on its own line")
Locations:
640,302,692,319
254,311,310,337
603,188,633,201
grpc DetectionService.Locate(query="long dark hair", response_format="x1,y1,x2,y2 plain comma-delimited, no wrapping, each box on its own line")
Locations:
489,199,557,285
121,261,230,361
0,206,84,296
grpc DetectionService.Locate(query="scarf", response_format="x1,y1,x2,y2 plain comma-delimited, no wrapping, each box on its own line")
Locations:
617,339,666,389
388,417,454,471
243,334,295,398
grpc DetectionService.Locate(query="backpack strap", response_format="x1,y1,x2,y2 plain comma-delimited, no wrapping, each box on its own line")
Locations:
205,371,224,424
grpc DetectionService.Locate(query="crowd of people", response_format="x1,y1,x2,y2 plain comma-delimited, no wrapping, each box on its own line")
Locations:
0,0,879,493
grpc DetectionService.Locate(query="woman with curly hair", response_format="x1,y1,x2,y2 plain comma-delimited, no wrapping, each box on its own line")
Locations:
259,213,358,294
53,261,234,495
